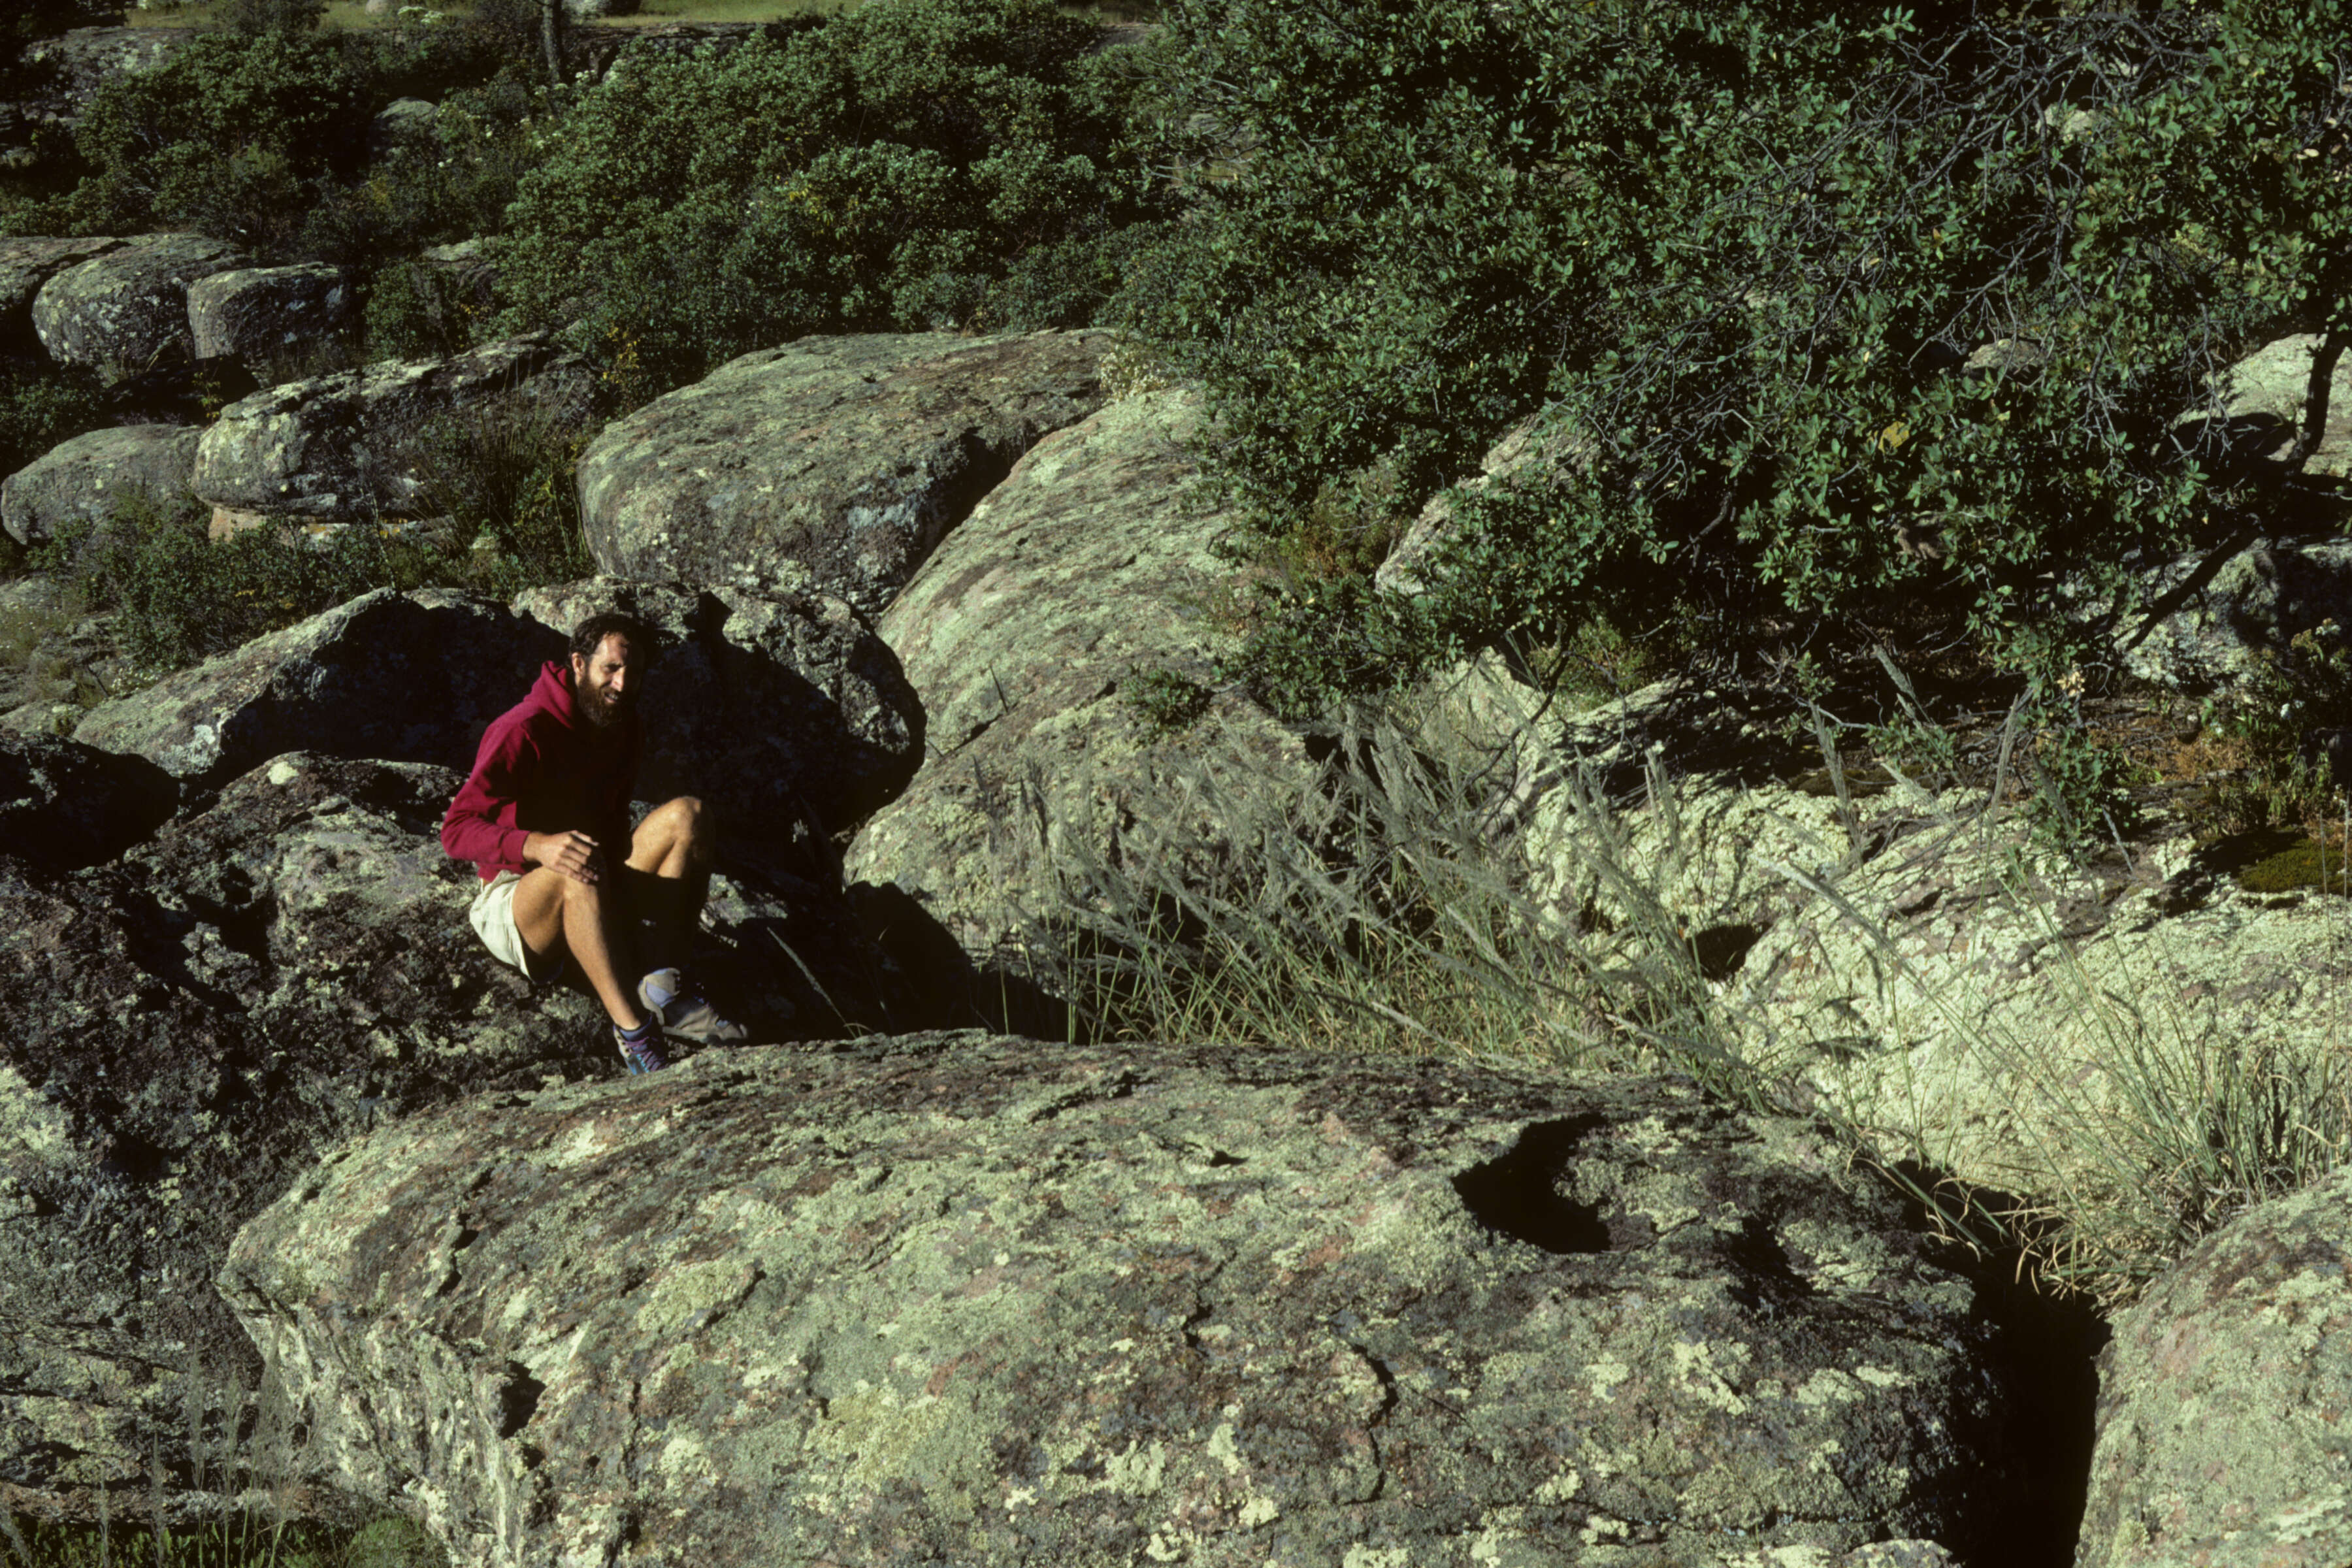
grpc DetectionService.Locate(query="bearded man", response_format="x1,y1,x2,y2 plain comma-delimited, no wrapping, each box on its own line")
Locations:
441,610,745,1074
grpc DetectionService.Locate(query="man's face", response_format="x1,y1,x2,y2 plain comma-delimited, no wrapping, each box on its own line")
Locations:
570,633,638,730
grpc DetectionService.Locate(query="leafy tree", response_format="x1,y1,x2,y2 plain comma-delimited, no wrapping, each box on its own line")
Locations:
496,0,1173,393
1126,0,2352,708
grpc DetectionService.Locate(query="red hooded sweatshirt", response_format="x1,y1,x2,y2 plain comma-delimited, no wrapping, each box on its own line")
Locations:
442,660,640,882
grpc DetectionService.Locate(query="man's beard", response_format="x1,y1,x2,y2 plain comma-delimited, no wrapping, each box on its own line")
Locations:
578,682,630,730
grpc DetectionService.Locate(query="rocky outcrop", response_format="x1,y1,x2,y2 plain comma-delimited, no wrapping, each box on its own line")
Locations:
845,388,1304,957
32,234,250,379
512,577,923,842
0,236,120,345
190,335,593,523
2185,333,2352,481
0,730,174,872
223,1036,2031,1568
0,576,137,738
187,264,355,374
1,423,201,546
0,747,889,1513
5,29,190,144
576,329,1111,615
2076,1164,2352,1567
2112,538,2352,695
1377,413,1590,598
71,588,564,788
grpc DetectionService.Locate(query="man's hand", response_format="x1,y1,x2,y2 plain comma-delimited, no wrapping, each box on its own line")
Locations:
525,830,603,885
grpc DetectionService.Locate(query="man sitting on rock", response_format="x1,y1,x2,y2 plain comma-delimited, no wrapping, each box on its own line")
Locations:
441,610,745,1074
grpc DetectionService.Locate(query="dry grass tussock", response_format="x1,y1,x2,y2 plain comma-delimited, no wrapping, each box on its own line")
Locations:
1014,687,2352,1308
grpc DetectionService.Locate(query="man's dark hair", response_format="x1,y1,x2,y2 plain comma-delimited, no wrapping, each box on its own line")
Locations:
568,612,657,664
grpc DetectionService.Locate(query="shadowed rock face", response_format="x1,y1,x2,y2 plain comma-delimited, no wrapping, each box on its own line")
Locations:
2077,1165,2352,1568
186,264,356,374
72,587,566,789
0,729,174,871
512,576,923,842
0,237,121,347
223,1039,2028,1568
0,750,878,1514
574,330,1111,617
845,388,1307,958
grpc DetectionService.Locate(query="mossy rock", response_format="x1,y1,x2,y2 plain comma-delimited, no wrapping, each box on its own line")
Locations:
2236,837,2352,896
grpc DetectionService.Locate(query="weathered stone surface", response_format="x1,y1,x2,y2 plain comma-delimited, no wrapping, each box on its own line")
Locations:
2187,333,2352,480
2112,538,2352,695
223,1036,2027,1568
2077,1164,2352,1568
31,234,250,378
0,575,136,737
1377,412,1590,598
191,335,593,523
71,587,564,787
512,576,923,841
0,729,174,872
8,29,189,140
845,389,1307,956
576,329,1111,615
187,264,355,372
1,423,201,546
367,97,437,157
0,747,881,1513
0,236,121,342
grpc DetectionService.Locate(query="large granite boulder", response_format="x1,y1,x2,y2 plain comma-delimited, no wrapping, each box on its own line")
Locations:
190,335,593,524
2182,333,2352,482
71,587,565,789
845,389,1307,958
2111,538,2352,696
223,1036,2034,1568
187,263,356,374
0,748,883,1514
1,423,201,546
0,728,175,871
576,329,1111,615
31,234,250,379
512,576,922,842
0,236,120,346
2076,1164,2352,1568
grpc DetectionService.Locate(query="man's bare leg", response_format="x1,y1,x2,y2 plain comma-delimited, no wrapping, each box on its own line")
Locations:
509,864,646,1031
623,795,714,973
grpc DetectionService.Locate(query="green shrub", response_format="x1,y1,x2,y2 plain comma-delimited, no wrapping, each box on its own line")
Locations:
496,0,1172,394
1130,0,2352,709
0,362,106,485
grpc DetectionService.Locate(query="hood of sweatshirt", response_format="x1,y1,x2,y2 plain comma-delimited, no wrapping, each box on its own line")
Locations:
523,658,640,745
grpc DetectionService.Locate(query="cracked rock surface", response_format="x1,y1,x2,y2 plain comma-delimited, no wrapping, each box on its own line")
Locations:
224,1037,2027,1568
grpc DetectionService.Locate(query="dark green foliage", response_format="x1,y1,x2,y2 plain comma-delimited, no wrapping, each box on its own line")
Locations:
17,31,368,250
1130,0,2352,707
497,0,1171,393
224,0,331,36
304,78,542,273
0,361,106,487
1122,666,1213,734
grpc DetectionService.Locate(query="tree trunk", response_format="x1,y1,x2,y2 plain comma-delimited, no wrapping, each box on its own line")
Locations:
542,0,566,88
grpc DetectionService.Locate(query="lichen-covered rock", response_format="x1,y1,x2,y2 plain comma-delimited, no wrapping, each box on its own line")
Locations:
187,264,355,373
31,234,249,378
0,749,871,1514
1,423,201,546
2109,538,2352,696
576,329,1110,615
0,576,138,737
512,576,922,841
845,389,1306,956
190,335,593,523
1376,412,1590,598
223,1037,2027,1568
0,236,121,344
2186,333,2352,481
0,729,174,871
2076,1164,2352,1568
71,587,564,787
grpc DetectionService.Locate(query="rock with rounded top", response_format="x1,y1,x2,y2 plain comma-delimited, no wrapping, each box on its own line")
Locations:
576,329,1111,616
367,96,436,154
2076,1163,2352,1568
512,576,923,841
1,423,201,546
844,387,1306,958
31,233,249,378
2182,333,2352,481
186,263,355,374
0,236,122,344
222,1035,2031,1568
189,335,593,523
71,587,566,787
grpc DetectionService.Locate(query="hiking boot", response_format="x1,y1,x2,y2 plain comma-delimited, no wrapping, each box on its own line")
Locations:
615,1022,670,1075
638,968,748,1045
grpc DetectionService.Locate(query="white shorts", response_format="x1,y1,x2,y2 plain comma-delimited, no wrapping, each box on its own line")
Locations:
467,870,564,983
